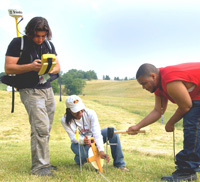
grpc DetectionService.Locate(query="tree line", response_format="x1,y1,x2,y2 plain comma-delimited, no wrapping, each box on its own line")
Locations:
103,75,135,80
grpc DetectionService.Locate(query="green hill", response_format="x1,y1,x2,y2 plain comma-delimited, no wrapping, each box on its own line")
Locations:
82,80,177,121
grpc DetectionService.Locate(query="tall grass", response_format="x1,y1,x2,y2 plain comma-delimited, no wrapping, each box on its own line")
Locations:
0,80,191,182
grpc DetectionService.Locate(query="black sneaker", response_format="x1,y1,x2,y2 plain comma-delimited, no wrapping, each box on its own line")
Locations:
33,168,54,177
47,165,57,171
161,169,197,181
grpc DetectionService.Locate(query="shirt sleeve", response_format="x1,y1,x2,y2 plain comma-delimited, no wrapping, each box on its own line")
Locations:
61,116,84,144
49,41,57,55
89,110,104,152
5,37,21,57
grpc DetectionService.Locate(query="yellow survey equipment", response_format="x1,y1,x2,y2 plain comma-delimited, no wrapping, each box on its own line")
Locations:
38,54,56,75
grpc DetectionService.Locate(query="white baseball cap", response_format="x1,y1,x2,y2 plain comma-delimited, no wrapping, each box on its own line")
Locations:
65,95,85,113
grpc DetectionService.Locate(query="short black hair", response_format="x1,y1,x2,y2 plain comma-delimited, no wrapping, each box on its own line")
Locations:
136,63,158,79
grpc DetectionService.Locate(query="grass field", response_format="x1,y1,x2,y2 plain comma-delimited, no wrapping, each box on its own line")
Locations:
0,80,192,182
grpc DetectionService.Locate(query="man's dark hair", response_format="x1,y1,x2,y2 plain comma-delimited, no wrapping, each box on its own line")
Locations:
136,63,158,79
25,17,52,40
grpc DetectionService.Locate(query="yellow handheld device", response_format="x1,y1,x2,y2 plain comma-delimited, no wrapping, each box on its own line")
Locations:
38,54,56,75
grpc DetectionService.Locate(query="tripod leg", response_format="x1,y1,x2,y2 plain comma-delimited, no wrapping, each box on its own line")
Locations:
106,136,108,173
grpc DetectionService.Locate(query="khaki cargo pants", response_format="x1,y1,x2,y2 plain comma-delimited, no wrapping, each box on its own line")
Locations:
19,87,55,174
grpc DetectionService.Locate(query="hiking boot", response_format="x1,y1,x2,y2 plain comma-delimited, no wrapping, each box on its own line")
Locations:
47,165,57,171
32,168,54,177
119,166,129,172
161,169,197,181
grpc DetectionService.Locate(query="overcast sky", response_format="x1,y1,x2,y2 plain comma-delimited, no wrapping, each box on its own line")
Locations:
1,0,200,79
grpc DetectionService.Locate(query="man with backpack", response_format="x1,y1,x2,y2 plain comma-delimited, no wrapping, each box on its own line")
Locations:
4,17,60,176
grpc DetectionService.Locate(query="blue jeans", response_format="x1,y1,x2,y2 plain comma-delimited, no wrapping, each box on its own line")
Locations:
71,128,126,168
175,101,200,172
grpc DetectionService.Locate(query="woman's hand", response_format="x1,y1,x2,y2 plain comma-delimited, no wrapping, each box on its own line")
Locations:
84,136,91,147
99,151,110,163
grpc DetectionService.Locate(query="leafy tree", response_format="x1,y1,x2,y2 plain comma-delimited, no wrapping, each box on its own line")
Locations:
58,69,98,95
62,69,97,81
0,72,5,78
51,79,59,93
114,77,120,80
67,69,84,79
103,75,110,80
85,70,97,80
61,69,93,95
66,78,86,95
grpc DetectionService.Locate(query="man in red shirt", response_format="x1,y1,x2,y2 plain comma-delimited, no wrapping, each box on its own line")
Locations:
127,63,200,181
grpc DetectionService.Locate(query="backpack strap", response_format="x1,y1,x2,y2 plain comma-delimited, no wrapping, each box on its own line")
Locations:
44,39,52,53
20,36,24,56
11,36,24,113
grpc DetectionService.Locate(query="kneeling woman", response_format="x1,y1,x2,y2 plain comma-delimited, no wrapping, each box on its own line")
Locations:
61,95,129,171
